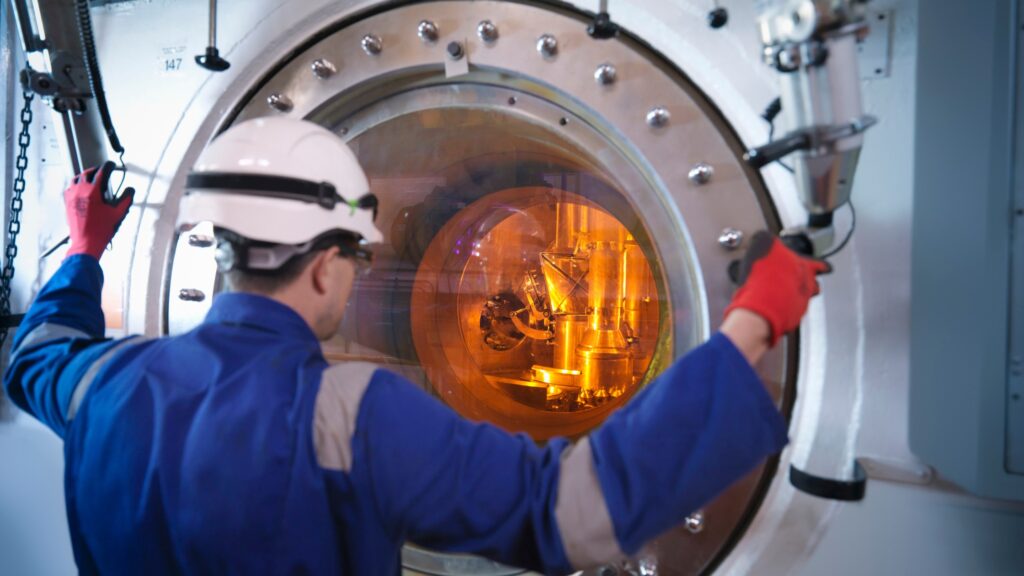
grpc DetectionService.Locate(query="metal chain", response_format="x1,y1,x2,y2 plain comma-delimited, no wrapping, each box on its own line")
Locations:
0,88,35,348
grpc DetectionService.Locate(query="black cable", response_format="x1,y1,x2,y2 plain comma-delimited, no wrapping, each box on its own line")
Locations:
761,98,794,173
820,202,856,259
74,0,124,154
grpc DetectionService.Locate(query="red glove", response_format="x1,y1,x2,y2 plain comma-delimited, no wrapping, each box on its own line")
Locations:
724,231,832,346
64,161,134,260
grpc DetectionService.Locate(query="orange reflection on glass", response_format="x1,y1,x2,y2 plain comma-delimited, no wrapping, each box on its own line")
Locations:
410,187,659,438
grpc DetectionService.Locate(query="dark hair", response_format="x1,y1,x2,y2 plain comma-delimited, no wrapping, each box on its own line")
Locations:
215,228,362,295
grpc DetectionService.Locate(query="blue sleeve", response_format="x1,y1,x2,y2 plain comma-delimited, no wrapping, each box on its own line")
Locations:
590,333,788,554
351,371,574,574
3,255,129,437
350,332,787,572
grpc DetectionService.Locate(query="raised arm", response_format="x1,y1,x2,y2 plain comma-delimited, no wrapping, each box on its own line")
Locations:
3,163,134,437
313,232,828,574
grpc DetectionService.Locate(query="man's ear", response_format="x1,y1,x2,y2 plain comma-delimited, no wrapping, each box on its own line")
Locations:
309,247,340,295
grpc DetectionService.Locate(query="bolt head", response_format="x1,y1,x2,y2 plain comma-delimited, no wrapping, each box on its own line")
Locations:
537,34,558,58
310,58,337,79
594,63,617,85
361,34,383,55
178,288,207,302
447,41,464,60
477,20,499,43
688,163,714,185
417,20,439,43
646,106,670,128
718,228,744,250
684,510,705,533
266,93,294,112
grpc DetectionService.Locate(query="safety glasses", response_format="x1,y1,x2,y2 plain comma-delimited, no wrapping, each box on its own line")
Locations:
338,242,374,276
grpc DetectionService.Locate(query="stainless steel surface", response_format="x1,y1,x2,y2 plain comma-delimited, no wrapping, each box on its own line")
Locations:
688,162,713,185
594,62,616,85
717,227,743,249
361,33,382,55
266,92,293,112
477,20,498,43
310,58,337,79
536,33,557,58
418,19,439,43
206,0,217,48
645,106,669,128
756,1,873,220
859,11,893,79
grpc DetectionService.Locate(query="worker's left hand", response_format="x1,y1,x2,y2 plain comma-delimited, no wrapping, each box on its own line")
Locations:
725,231,831,346
64,161,135,260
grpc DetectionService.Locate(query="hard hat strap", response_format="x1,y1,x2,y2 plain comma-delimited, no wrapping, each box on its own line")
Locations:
187,172,343,209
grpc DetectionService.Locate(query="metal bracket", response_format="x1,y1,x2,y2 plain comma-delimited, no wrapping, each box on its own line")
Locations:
858,10,894,79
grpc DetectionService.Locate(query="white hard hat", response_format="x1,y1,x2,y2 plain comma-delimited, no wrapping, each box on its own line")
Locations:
177,117,383,253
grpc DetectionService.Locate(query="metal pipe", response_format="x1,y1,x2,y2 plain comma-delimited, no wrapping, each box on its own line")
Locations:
33,0,110,172
208,0,216,48
10,0,43,52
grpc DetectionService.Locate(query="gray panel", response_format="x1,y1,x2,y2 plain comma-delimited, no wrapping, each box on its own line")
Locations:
1010,0,1024,476
910,0,1024,498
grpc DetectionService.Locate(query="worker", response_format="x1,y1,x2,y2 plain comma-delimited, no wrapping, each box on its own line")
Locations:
4,117,829,575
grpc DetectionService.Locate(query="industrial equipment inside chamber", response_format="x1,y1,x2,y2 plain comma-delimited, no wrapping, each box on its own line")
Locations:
324,100,670,439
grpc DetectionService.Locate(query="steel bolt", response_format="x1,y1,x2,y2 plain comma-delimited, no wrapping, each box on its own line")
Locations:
361,34,383,55
447,41,465,60
417,20,439,43
187,234,215,248
595,63,617,85
178,288,207,302
688,162,714,185
718,228,744,250
537,34,558,58
310,58,337,79
477,20,499,43
646,106,670,128
684,510,705,533
267,93,293,113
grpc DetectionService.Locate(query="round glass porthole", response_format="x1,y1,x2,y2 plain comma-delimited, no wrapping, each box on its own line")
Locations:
324,90,678,440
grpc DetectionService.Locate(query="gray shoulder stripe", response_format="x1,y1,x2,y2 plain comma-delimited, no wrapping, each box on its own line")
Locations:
555,437,625,569
67,336,146,421
313,361,379,472
11,322,91,361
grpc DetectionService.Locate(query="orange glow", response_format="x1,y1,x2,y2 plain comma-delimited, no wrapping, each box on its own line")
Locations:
410,187,660,438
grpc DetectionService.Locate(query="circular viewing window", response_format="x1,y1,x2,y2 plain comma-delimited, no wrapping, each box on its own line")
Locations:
329,91,674,439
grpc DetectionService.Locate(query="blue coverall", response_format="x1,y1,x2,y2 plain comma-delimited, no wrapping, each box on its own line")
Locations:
4,254,788,575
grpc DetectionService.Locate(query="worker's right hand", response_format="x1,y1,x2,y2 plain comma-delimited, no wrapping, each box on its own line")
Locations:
724,231,831,346
64,161,134,260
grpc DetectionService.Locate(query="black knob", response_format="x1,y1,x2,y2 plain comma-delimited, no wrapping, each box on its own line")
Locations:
195,46,230,72
707,7,729,29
